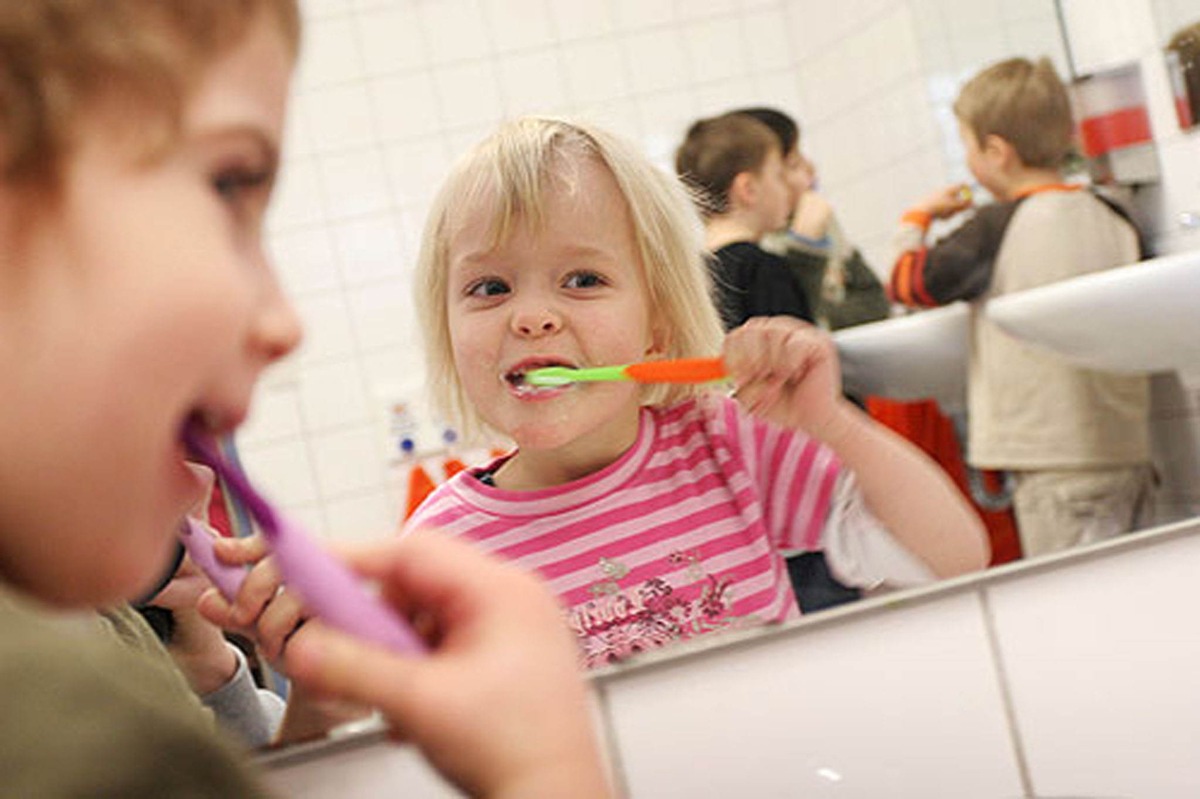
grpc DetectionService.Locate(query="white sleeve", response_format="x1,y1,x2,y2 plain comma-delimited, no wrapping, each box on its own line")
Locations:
817,470,937,589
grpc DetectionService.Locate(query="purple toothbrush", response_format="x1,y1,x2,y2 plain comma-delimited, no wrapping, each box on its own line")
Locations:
182,423,426,655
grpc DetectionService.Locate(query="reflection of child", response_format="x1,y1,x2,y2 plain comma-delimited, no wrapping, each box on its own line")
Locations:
0,3,608,797
405,117,988,669
732,106,891,331
674,113,813,329
889,57,1154,558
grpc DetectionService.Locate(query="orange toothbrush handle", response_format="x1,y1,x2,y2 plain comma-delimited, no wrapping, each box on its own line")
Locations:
624,357,726,384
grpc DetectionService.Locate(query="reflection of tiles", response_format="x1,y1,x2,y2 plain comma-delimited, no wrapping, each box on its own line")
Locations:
987,530,1200,797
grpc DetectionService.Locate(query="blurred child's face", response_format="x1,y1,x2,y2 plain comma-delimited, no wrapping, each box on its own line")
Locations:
782,143,815,212
752,147,793,235
0,11,299,607
958,120,1003,198
445,156,663,467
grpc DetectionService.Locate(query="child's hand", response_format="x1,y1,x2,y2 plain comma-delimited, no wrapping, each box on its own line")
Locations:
195,534,308,664
724,316,850,442
283,533,611,799
914,183,973,219
146,553,240,694
790,191,834,240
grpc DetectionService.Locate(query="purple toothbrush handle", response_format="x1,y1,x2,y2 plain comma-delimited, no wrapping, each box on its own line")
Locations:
179,517,248,601
269,512,426,654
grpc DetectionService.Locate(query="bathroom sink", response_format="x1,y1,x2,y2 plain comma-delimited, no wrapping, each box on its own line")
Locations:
985,249,1200,378
834,302,969,412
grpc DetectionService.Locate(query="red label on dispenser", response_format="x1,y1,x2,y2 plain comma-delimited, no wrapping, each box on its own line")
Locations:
1078,106,1152,157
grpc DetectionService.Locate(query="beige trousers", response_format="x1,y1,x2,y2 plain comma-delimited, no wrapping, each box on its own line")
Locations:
1011,464,1156,558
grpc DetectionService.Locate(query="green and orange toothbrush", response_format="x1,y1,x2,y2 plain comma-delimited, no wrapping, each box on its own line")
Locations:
523,356,727,387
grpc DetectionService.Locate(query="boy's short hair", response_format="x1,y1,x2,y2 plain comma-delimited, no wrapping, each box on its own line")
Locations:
729,107,799,156
0,0,300,188
416,116,725,439
953,57,1074,169
674,113,780,217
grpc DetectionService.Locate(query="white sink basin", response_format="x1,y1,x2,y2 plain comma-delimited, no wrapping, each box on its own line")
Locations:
985,249,1200,377
834,302,969,412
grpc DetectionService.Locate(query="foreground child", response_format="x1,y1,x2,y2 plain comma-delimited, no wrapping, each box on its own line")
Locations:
0,3,609,796
406,116,989,669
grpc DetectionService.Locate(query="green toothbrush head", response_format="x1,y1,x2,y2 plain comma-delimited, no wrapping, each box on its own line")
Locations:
522,364,628,387
522,366,578,387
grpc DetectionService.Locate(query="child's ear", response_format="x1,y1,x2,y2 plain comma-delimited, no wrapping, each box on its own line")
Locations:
645,319,671,358
728,171,757,210
982,134,1016,168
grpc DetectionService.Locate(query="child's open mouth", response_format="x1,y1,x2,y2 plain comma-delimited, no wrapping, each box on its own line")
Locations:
503,358,574,397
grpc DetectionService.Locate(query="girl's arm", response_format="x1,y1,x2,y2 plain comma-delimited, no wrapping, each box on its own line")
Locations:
724,316,989,578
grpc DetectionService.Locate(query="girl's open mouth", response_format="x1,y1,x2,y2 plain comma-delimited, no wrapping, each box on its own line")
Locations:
503,357,575,398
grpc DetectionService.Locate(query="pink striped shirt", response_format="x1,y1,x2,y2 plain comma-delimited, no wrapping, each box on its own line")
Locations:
404,394,841,669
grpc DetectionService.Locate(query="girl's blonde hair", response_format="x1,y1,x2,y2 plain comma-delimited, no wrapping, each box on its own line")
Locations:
416,116,725,439
0,0,301,189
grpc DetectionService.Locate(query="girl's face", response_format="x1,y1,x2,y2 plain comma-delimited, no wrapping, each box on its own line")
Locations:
0,12,300,607
445,156,665,481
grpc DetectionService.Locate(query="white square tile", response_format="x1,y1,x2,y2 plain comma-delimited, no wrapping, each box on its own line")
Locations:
332,213,406,285
300,359,371,430
601,592,1022,797
235,438,319,507
743,8,793,74
748,70,804,121
382,138,452,208
241,384,305,446
300,0,352,22
355,7,430,76
498,50,568,117
681,18,749,84
417,0,491,66
302,84,378,152
322,490,399,543
296,16,365,90
561,40,631,106
268,158,327,231
987,529,1200,797
613,0,674,30
310,424,389,497
549,2,615,40
269,226,340,294
294,292,358,364
347,278,416,350
434,60,504,129
479,0,554,53
674,0,738,23
623,30,691,95
369,72,443,141
317,148,393,219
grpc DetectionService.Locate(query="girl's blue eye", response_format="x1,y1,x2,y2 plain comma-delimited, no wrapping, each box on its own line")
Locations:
564,271,605,289
467,278,510,297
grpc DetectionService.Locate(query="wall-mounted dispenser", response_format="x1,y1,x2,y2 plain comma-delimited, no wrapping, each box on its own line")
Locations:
1070,62,1160,185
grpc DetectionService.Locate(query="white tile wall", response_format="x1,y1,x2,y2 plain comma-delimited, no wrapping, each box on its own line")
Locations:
241,0,1194,541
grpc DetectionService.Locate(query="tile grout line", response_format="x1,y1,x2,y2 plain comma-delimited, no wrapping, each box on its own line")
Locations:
979,588,1035,798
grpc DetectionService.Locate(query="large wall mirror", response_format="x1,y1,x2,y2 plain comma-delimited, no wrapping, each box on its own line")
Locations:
241,0,1193,754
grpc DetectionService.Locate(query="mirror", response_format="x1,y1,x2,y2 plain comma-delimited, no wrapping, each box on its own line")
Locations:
240,0,1192,751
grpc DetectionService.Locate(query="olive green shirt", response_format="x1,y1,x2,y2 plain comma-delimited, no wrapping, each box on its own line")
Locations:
0,582,269,798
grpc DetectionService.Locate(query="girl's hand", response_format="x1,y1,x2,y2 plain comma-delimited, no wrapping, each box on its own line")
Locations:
723,316,852,442
195,534,308,664
283,533,611,799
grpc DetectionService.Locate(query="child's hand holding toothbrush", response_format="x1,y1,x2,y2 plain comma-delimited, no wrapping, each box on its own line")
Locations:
723,316,855,445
